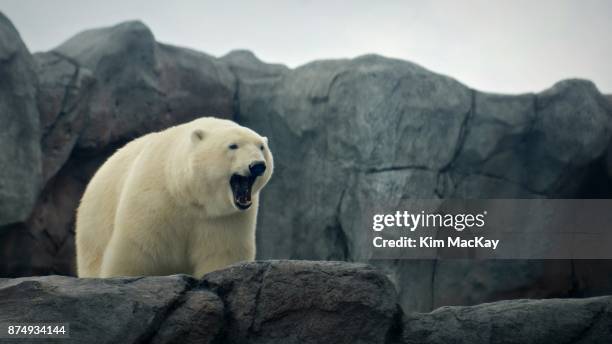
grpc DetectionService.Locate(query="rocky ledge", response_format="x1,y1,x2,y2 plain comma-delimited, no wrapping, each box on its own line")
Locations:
0,261,610,344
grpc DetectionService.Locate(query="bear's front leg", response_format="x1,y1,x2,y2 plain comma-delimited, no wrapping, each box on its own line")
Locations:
190,213,257,278
99,233,160,277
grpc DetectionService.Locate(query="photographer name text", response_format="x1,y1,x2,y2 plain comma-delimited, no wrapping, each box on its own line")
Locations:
371,210,499,250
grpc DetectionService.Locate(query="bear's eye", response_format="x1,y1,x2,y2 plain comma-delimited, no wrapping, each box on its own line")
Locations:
260,145,264,151
229,144,239,150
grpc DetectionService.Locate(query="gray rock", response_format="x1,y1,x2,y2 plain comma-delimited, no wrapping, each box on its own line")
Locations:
452,81,612,196
0,274,222,344
237,55,472,262
151,288,224,344
221,49,288,82
236,53,612,312
403,296,612,344
54,20,236,152
0,261,398,344
34,51,94,183
203,260,398,344
0,275,223,343
0,12,41,226
1,261,611,343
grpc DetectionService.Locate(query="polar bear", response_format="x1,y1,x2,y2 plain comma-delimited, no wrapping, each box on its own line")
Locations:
75,117,273,278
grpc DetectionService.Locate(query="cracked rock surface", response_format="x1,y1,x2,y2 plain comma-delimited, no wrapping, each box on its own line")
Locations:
1,261,611,344
1,14,612,313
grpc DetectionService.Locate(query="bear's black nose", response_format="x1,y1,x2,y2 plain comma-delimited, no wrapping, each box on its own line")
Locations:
249,161,266,177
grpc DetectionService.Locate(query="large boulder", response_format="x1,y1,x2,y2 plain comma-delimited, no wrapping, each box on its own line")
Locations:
54,20,236,152
0,12,41,226
203,260,397,344
0,273,223,344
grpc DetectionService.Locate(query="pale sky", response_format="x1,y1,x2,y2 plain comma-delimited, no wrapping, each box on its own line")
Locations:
1,0,611,94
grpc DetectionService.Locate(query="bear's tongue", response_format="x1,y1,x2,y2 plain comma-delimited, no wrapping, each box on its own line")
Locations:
230,174,254,210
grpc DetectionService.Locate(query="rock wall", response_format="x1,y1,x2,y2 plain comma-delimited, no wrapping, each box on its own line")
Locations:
1,261,610,344
1,13,612,312
232,54,612,311
0,13,41,227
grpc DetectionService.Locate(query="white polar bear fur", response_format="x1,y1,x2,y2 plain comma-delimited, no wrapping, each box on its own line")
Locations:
75,117,273,278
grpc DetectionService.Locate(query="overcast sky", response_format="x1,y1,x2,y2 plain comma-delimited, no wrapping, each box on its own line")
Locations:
1,0,611,93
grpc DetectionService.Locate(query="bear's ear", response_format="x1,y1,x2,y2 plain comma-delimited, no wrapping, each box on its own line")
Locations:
191,129,206,143
263,136,269,144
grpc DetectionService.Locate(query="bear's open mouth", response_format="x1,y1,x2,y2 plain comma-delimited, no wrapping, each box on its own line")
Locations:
230,173,256,210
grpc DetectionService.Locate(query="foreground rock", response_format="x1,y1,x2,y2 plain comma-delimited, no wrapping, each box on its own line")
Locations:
0,261,397,344
1,12,612,313
403,296,612,344
0,273,211,343
1,261,611,344
204,261,397,343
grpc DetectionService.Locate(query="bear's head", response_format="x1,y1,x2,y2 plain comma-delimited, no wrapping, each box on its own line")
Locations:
187,120,273,216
